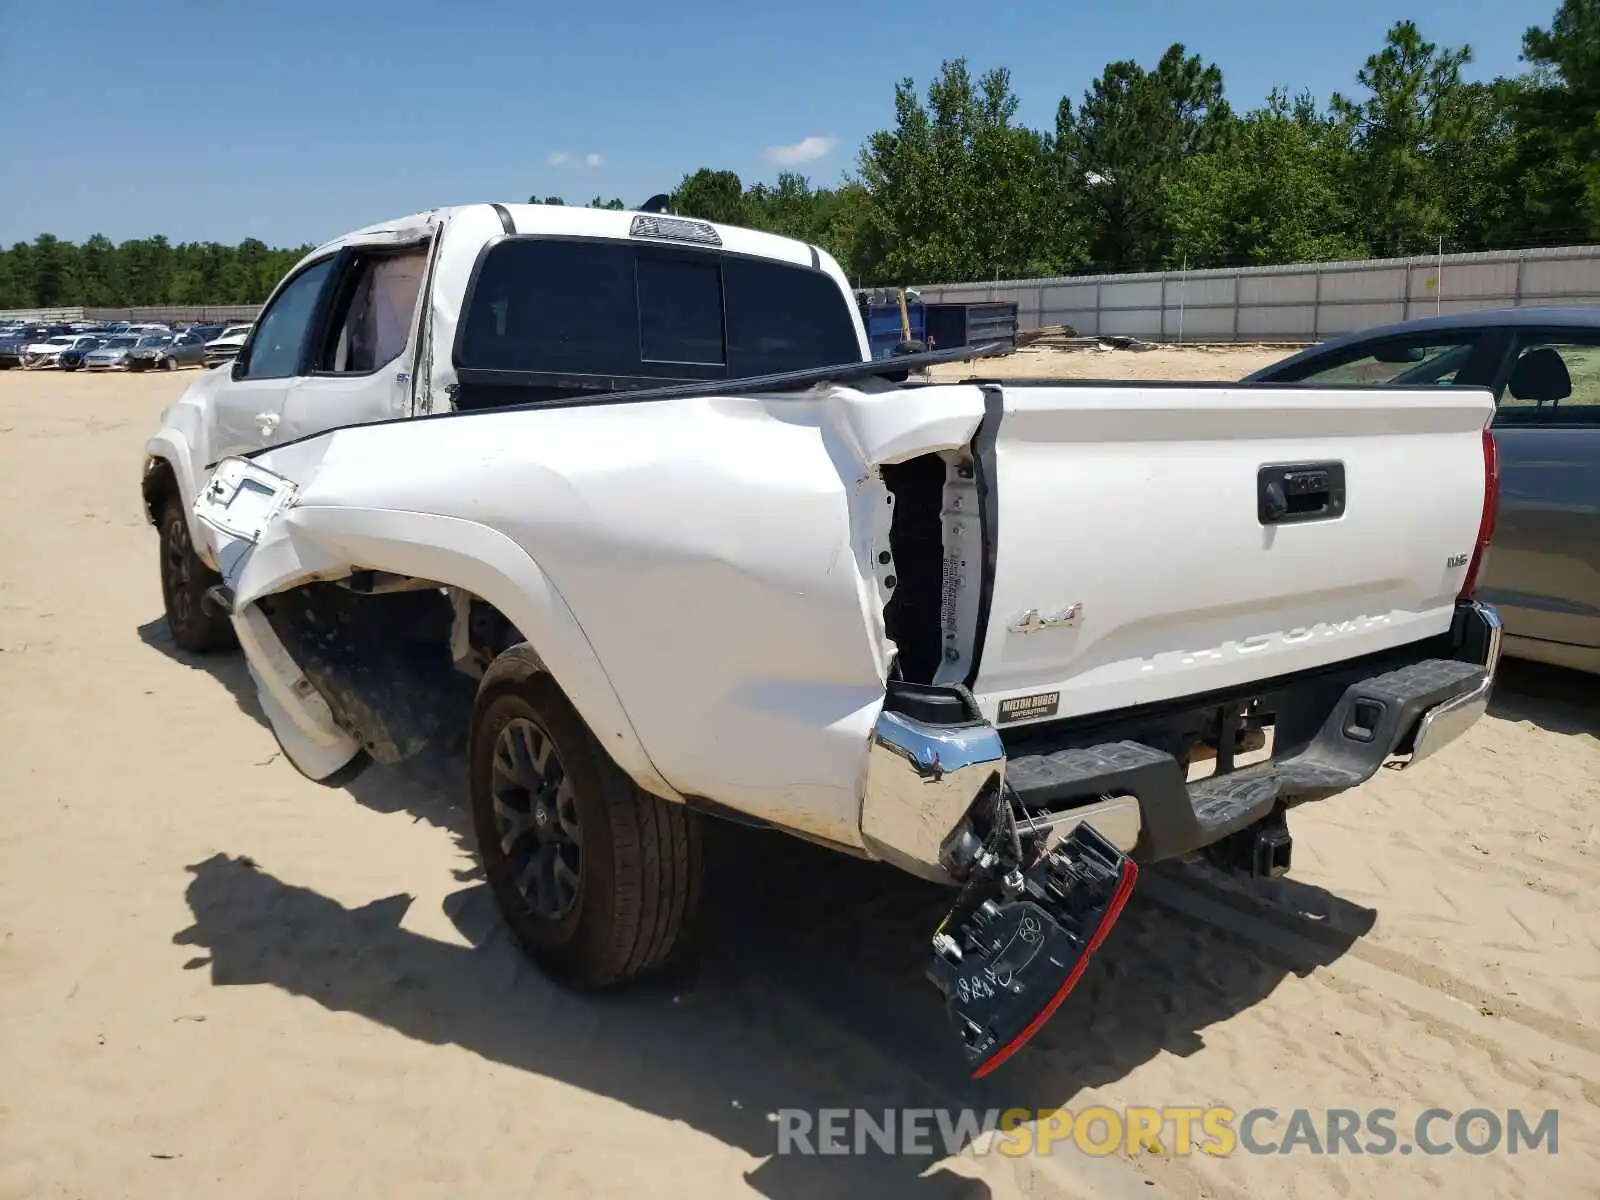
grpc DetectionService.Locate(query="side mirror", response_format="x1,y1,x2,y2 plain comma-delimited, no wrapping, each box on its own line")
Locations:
230,355,247,380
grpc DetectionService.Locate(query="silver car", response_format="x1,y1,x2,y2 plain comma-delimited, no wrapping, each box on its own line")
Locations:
125,330,209,371
1247,307,1600,675
83,334,158,370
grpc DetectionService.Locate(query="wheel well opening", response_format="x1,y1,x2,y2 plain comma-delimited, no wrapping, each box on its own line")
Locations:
252,577,529,766
142,457,178,525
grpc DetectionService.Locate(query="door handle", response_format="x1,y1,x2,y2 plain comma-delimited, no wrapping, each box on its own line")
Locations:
1258,461,1346,525
256,412,281,433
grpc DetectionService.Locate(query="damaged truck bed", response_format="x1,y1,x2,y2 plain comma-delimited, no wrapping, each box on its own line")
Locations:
147,203,1502,1075
192,358,1500,1075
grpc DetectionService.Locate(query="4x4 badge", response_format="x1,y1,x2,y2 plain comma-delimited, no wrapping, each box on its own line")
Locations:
1009,604,1082,634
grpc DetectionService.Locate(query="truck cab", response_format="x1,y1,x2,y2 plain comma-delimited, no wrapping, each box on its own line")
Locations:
142,202,869,650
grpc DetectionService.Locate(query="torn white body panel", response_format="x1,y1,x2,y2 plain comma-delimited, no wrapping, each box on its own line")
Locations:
197,374,1494,858
200,382,989,848
236,607,365,780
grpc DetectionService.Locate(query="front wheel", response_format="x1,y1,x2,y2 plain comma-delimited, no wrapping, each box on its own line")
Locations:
158,496,238,653
161,356,178,371
469,655,702,988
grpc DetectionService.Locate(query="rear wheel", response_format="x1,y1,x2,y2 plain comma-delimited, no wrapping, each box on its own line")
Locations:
158,496,238,653
469,655,702,988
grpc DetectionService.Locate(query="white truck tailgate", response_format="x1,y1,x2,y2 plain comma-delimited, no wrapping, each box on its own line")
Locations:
968,382,1494,726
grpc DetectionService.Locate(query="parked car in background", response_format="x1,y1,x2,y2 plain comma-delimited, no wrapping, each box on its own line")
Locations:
24,333,104,368
126,330,208,371
83,334,160,371
0,324,73,367
1247,307,1600,675
58,339,110,371
202,323,253,367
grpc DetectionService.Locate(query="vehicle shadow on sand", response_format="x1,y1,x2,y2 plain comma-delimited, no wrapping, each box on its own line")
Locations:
145,615,1383,1195
137,617,475,859
1487,658,1600,738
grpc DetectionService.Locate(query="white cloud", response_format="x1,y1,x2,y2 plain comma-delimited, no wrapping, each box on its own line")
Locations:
584,152,604,168
763,135,837,166
546,151,569,166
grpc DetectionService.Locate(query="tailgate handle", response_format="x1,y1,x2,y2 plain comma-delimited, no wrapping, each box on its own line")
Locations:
1258,462,1345,526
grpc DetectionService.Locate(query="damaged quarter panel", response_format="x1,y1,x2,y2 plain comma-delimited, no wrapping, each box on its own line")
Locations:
232,382,988,847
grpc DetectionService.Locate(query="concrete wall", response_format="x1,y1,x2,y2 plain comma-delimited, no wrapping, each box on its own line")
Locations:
914,245,1600,343
0,305,260,324
13,244,1599,344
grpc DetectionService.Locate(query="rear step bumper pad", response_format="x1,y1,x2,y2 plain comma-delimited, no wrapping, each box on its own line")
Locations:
860,601,1502,876
1005,602,1502,862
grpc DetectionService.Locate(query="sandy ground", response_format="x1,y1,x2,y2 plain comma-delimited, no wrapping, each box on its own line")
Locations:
923,343,1296,382
1,361,1597,1200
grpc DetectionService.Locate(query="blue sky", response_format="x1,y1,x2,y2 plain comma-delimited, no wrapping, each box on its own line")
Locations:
1,0,1535,248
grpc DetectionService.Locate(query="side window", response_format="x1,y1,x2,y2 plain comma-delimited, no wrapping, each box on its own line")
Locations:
1290,337,1478,387
240,258,337,380
1497,337,1600,422
314,247,429,374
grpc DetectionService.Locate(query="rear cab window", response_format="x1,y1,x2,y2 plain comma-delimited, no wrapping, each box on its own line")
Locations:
453,237,861,407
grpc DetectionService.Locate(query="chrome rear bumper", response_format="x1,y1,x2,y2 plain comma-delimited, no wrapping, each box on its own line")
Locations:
1399,601,1501,768
859,601,1502,880
859,709,1004,882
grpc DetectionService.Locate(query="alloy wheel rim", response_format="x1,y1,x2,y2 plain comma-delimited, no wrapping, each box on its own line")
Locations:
164,517,193,625
490,717,582,920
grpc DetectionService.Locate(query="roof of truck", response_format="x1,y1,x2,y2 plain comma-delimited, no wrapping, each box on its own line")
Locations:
281,202,861,402
298,202,823,274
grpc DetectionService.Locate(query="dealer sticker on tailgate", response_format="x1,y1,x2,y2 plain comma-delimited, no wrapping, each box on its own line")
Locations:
997,691,1061,724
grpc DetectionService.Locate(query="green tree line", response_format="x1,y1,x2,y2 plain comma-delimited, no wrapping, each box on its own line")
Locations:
4,1,1597,308
0,234,314,311
670,2,1600,283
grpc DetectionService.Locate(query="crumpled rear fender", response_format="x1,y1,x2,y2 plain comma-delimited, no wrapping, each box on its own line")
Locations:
228,502,681,802
201,379,993,845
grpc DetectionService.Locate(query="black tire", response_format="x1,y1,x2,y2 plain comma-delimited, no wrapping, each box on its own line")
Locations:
158,496,238,653
161,356,177,371
469,651,702,988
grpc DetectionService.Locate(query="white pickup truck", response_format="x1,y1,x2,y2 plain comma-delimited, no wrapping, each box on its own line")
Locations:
143,203,1502,1076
